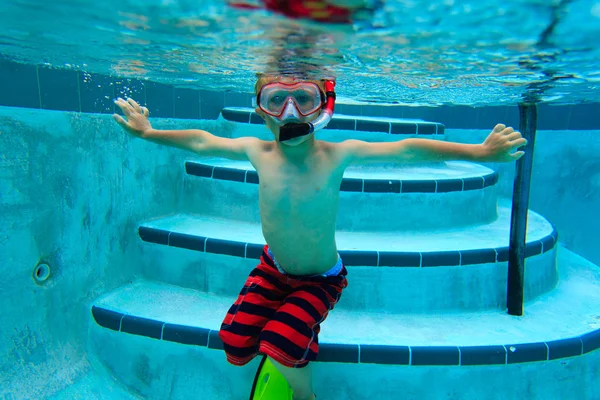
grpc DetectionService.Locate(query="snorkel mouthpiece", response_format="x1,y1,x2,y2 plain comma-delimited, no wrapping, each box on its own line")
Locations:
278,80,336,142
280,122,314,141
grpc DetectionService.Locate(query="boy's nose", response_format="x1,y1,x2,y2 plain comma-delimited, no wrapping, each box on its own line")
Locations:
280,99,301,121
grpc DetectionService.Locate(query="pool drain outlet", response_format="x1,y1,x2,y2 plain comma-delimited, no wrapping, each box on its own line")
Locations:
33,263,51,283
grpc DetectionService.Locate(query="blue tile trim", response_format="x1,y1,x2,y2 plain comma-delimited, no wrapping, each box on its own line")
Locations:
92,306,600,366
207,330,224,350
340,178,363,192
464,177,485,191
360,344,410,365
496,247,509,263
146,82,174,118
213,167,246,183
364,179,400,193
121,315,164,339
184,161,499,194
542,227,559,253
138,226,169,245
460,345,506,365
1,58,598,130
138,227,557,267
319,343,360,363
581,329,600,354
200,90,223,120
391,122,417,134
220,108,445,135
357,120,389,133
525,240,544,257
460,249,497,265
163,324,210,346
0,59,40,109
483,172,499,188
250,113,264,124
174,88,200,120
185,161,213,178
547,338,583,360
114,78,145,104
506,342,548,363
411,346,460,366
39,68,80,112
421,251,461,267
169,232,206,252
378,252,421,267
466,175,497,191
205,238,245,258
419,123,437,135
246,171,259,184
326,118,355,131
91,306,123,331
436,179,463,193
221,108,249,123
338,250,378,266
80,73,114,114
244,243,263,259
401,180,436,193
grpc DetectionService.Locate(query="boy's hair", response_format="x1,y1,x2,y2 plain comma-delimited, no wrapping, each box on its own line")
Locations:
254,73,330,95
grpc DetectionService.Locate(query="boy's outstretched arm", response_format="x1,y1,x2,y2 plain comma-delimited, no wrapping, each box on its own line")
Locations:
112,97,257,161
341,124,528,165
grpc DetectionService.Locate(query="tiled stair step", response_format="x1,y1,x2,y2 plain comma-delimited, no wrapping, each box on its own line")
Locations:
185,159,497,194
91,250,600,367
182,159,500,231
138,207,556,268
221,107,445,135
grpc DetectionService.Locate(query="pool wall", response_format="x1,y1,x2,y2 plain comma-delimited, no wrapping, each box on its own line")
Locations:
0,108,232,398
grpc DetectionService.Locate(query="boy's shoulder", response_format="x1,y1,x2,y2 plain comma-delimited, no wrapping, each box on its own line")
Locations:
319,139,356,159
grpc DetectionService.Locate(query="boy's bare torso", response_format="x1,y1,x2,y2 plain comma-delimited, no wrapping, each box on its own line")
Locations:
246,139,349,276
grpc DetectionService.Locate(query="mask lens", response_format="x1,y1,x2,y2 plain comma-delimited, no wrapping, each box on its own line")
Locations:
259,82,322,116
291,88,321,115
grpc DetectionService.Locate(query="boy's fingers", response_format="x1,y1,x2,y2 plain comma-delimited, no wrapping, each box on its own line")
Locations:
494,124,506,132
127,98,142,112
115,99,133,116
112,114,128,127
507,132,522,141
142,107,149,117
115,97,133,116
511,151,525,160
512,138,528,147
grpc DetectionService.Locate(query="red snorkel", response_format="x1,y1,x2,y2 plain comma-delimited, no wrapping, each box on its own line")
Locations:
279,80,336,142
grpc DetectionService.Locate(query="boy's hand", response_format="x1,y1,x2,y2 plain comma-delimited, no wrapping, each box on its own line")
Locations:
480,124,528,162
113,98,152,137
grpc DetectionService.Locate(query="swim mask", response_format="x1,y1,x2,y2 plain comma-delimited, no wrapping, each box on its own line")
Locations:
253,80,336,142
256,81,324,120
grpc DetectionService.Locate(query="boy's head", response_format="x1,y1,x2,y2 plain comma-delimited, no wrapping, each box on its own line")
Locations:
254,73,332,146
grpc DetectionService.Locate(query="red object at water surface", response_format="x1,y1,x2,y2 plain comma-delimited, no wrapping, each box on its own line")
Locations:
228,0,353,23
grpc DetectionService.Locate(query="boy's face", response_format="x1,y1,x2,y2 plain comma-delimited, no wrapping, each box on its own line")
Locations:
255,76,324,145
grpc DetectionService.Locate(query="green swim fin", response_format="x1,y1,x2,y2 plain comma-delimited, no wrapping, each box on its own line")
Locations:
249,355,294,400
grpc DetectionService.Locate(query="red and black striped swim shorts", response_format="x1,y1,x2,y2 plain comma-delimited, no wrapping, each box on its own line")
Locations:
218,245,348,368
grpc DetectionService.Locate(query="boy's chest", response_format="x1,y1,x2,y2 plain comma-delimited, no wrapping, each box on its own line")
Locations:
257,155,344,208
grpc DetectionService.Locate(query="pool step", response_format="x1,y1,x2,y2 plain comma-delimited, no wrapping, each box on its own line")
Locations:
136,209,558,311
139,208,555,261
181,159,500,231
88,247,600,399
221,107,445,136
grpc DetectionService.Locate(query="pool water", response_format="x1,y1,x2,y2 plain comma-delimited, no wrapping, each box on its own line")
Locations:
1,1,600,399
1,0,599,105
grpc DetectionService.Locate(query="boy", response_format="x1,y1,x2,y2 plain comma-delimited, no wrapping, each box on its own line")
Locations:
113,75,526,400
